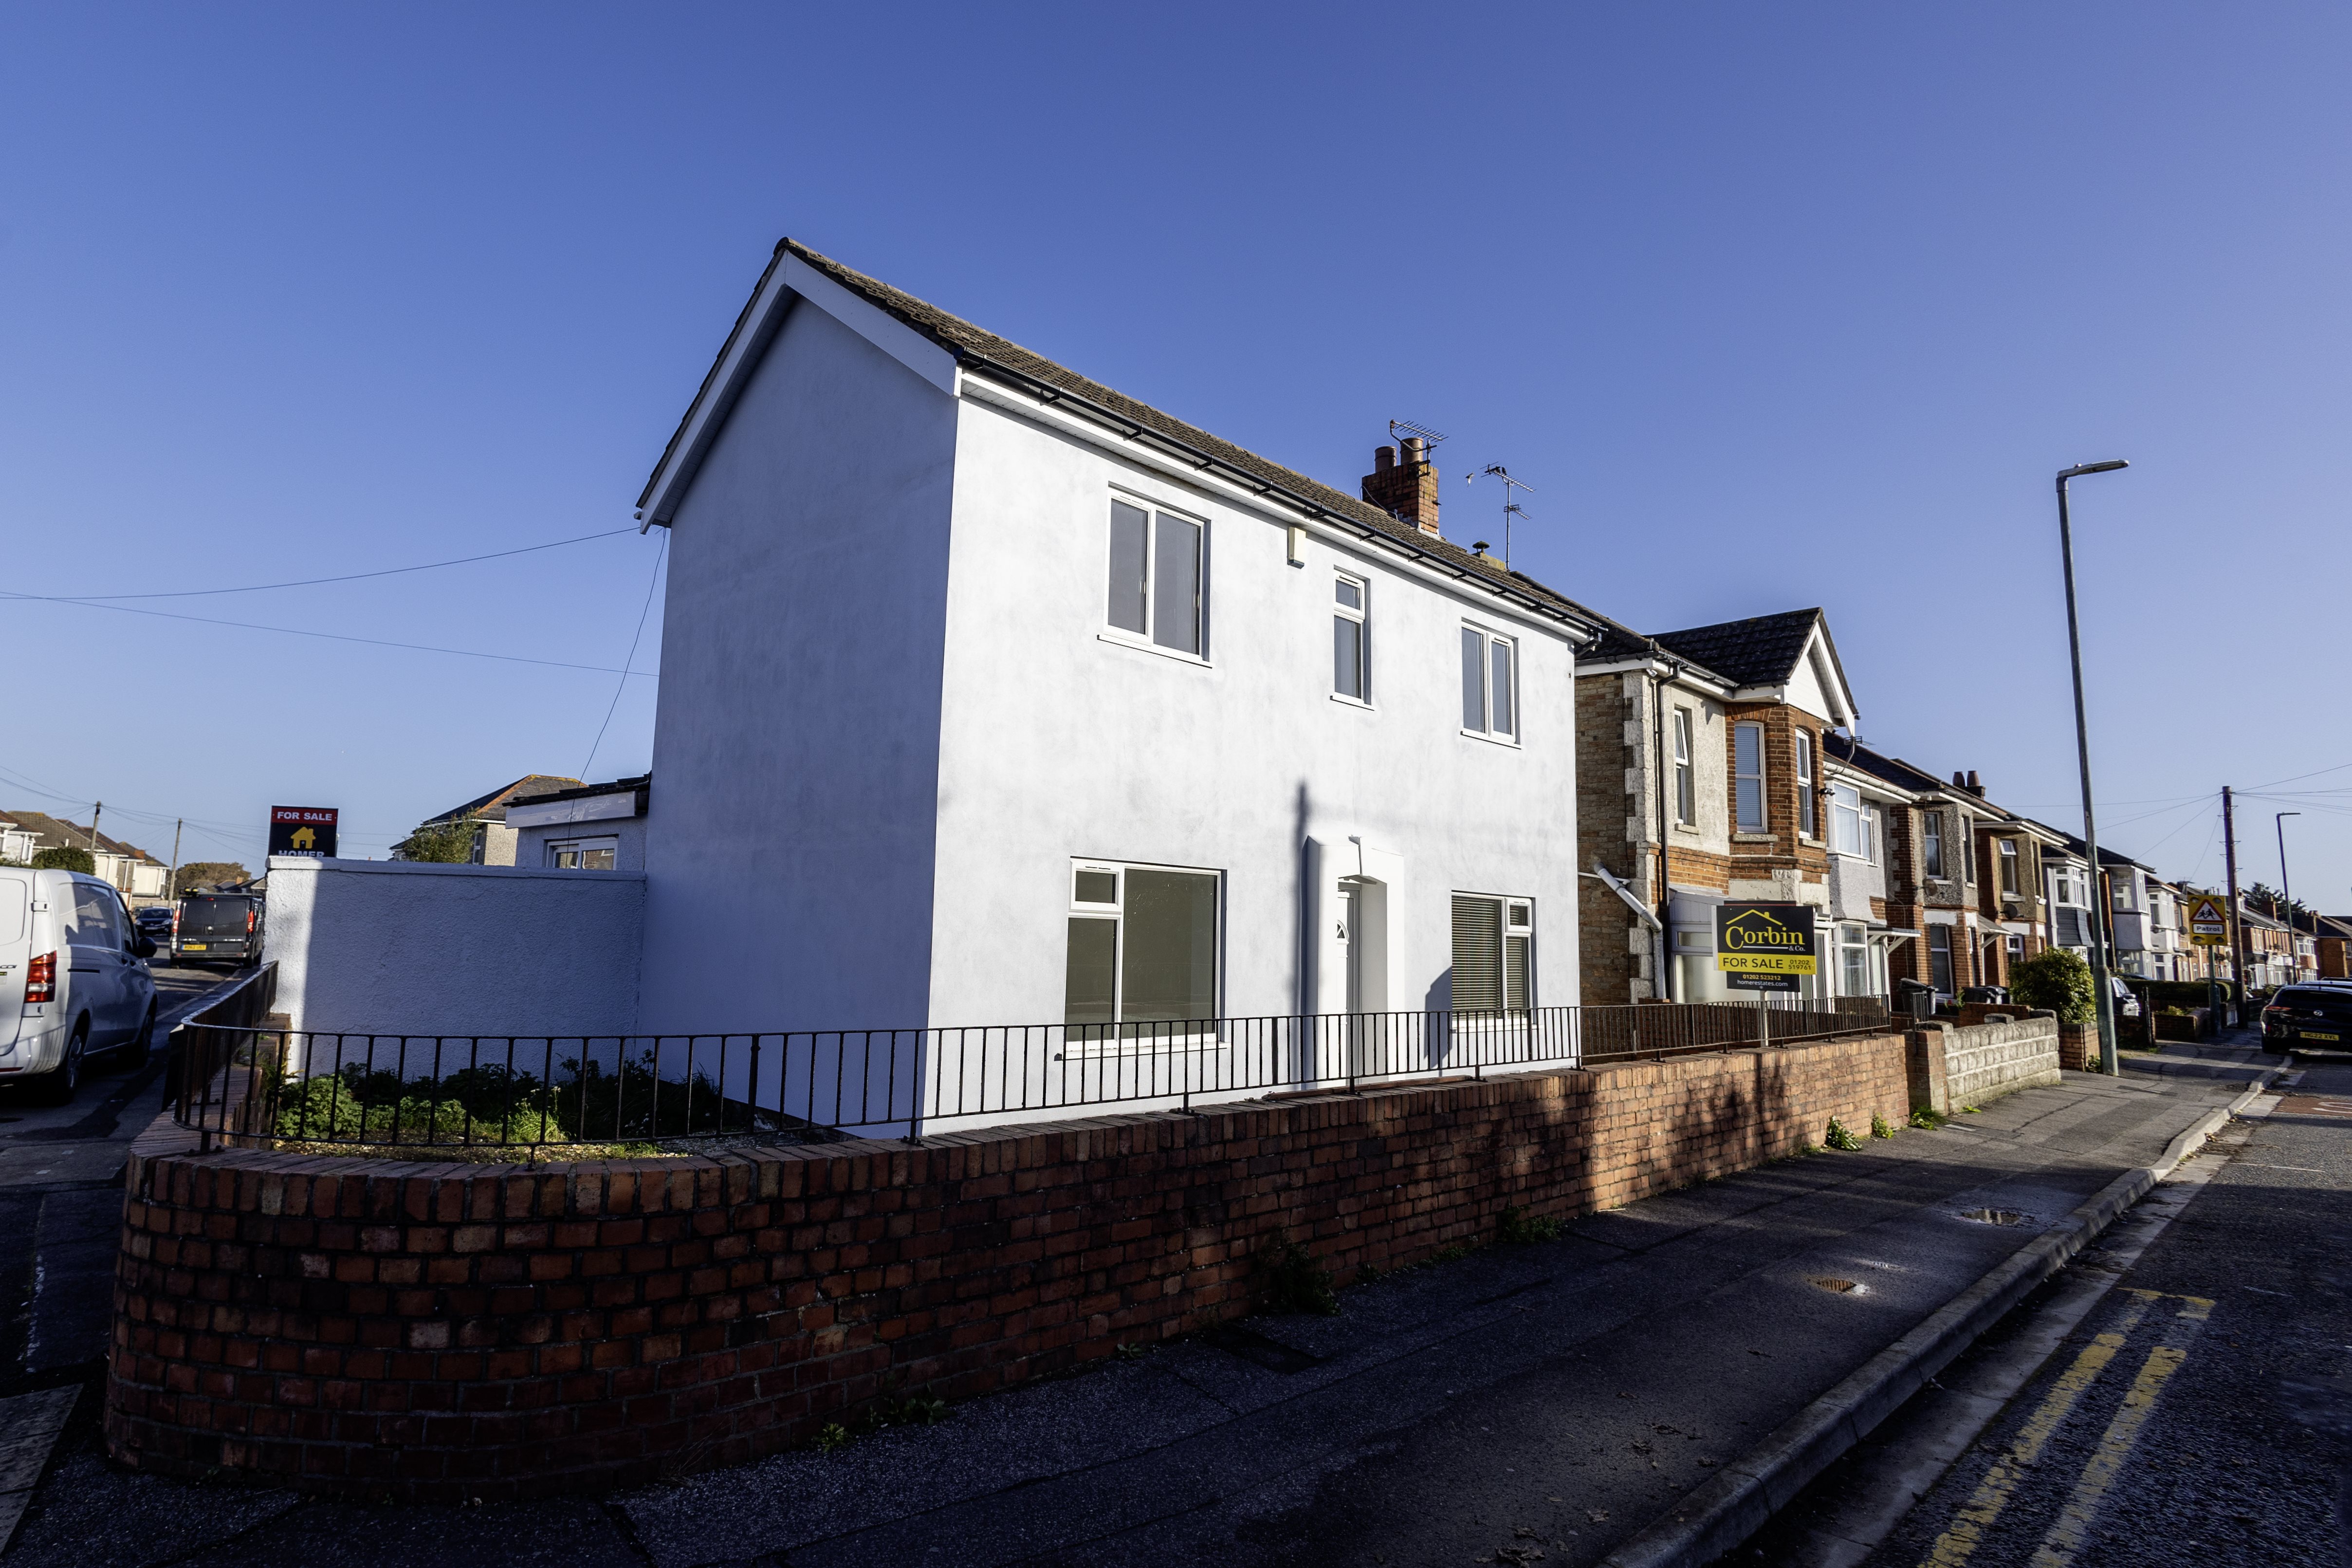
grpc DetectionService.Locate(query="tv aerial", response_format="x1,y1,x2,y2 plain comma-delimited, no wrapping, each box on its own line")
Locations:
1465,463,1534,571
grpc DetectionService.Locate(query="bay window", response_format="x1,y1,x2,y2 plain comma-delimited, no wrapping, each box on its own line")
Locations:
1999,839,2020,895
1924,811,1945,878
1797,733,1817,838
1733,722,1766,831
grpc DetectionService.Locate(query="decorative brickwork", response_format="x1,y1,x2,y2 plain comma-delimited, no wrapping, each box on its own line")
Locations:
108,1035,1911,1501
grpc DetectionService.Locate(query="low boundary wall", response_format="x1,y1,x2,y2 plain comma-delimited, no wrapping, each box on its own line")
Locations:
1905,1015,2061,1115
107,1033,1910,1501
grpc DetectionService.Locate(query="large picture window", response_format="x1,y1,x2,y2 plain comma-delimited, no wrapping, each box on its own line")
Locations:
1106,498,1204,656
1451,894,1533,1014
1460,626,1517,740
1733,722,1766,831
1065,862,1220,1034
1334,573,1369,700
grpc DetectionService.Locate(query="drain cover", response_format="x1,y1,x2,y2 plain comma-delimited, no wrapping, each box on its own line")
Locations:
1811,1277,1863,1293
1959,1208,2027,1225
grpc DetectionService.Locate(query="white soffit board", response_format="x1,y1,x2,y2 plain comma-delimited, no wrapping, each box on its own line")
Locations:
506,793,639,830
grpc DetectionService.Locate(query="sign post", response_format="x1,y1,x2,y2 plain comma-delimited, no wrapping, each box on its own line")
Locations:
268,806,339,860
1716,903,1820,1047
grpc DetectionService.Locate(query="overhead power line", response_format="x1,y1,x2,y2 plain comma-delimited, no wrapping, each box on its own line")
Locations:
17,528,637,602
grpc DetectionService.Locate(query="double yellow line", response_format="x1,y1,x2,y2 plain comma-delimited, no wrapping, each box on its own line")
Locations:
1920,1289,2211,1568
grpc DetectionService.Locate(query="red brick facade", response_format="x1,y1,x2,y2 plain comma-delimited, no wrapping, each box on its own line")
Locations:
109,1036,1911,1501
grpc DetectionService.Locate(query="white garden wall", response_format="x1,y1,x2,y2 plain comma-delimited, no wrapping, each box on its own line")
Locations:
262,856,643,1036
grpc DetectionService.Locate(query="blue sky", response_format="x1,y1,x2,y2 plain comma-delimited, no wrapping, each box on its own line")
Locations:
4,3,2346,906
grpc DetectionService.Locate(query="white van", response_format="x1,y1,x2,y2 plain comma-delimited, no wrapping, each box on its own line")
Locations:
0,867,160,1102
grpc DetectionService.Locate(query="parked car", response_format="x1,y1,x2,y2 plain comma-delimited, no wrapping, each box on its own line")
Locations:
134,905,175,940
2261,985,2352,1050
0,866,160,1101
173,891,263,967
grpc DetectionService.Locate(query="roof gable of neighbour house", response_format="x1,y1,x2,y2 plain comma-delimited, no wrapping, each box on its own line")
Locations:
0,810,152,863
1644,609,1857,727
636,237,1619,641
427,775,586,827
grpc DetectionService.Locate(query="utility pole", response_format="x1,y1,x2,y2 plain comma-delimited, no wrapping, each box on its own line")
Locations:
2223,786,2245,1006
2278,811,2302,985
86,800,104,885
167,818,184,903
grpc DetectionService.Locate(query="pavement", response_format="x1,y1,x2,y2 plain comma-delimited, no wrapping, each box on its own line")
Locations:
0,1032,2279,1567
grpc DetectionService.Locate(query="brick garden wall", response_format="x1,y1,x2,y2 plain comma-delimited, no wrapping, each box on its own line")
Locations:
107,1034,1911,1502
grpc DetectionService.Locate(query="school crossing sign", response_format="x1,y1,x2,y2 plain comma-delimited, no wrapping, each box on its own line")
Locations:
1715,902,1819,993
2185,894,2229,946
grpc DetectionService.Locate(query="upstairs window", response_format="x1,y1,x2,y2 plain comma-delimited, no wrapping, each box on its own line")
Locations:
1460,626,1517,741
1451,894,1533,1014
1065,862,1220,1034
1999,839,2020,895
1923,811,1945,878
1672,708,1696,825
1831,784,1871,859
1333,573,1369,700
1106,499,1204,656
547,837,618,870
1796,733,1817,838
1733,722,1766,831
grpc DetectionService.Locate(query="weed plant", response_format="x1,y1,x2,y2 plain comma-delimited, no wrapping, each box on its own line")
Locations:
1256,1230,1339,1316
1823,1116,1863,1151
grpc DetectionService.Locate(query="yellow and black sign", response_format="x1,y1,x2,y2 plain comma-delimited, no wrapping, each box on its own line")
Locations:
1716,902,1819,993
2185,895,2229,946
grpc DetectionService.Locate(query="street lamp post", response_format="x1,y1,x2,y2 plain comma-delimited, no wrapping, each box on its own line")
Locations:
2278,811,2302,985
2057,459,2129,1075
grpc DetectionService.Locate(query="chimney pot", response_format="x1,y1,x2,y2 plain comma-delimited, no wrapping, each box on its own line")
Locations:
1952,771,1967,789
1375,445,1395,472
1967,770,1983,794
1361,433,1443,537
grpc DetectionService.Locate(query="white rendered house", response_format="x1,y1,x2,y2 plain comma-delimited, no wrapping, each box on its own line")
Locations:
630,240,1608,1061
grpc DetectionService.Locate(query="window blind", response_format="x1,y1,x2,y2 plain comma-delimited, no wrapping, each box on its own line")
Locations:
1452,895,1504,1014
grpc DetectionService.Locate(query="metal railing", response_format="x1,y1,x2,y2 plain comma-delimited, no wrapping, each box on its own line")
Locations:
169,996,1890,1151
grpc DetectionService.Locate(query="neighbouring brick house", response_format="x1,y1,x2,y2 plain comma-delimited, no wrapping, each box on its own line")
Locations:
1575,609,1861,1005
1824,745,2017,1001
1968,798,2068,981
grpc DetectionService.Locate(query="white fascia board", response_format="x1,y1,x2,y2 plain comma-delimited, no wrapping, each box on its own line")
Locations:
505,793,640,830
1824,761,1915,806
958,374,1588,643
1803,625,1860,728
1576,657,1735,696
639,256,958,530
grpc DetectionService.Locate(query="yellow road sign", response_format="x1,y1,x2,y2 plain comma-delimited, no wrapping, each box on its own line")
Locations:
2185,895,2229,946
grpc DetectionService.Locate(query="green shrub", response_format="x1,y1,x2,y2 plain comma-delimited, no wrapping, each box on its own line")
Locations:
1910,1106,1947,1130
1824,1116,1863,1151
269,1053,742,1149
393,818,478,863
1871,1112,1896,1140
31,847,93,874
1496,1204,1562,1244
2010,948,2095,1026
1256,1230,1339,1316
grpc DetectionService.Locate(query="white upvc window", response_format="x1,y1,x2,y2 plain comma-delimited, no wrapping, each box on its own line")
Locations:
1672,707,1696,826
546,837,618,870
1105,497,1205,657
1999,839,2020,895
1733,722,1766,831
1923,811,1945,878
1796,732,1818,839
1831,783,1874,860
1333,572,1369,701
1838,922,1871,997
1451,893,1534,1014
1459,624,1518,741
1065,860,1221,1035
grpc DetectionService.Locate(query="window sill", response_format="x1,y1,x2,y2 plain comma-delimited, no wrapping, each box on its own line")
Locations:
1460,729,1522,749
1330,692,1375,712
1671,822,1703,836
1097,630,1213,669
1732,831,1777,844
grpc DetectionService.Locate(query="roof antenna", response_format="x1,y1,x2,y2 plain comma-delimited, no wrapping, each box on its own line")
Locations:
1389,420,1447,455
1465,464,1534,572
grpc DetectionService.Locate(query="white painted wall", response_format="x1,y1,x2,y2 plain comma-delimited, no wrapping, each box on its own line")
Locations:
924,392,1583,1033
635,298,958,1034
262,856,643,1036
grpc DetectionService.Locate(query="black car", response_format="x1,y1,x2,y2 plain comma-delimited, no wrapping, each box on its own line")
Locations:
173,891,264,966
2260,985,2352,1049
134,905,175,939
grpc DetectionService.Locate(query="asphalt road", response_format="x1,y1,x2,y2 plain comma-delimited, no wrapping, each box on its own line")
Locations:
0,957,244,1384
1745,1050,2351,1568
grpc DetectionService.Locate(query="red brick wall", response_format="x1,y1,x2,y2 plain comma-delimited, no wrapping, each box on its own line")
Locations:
108,1035,1911,1502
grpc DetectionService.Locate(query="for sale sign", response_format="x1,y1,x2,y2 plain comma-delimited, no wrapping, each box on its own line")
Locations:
268,806,338,858
1715,902,1819,993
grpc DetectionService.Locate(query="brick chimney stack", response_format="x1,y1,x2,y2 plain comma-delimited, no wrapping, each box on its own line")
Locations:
1362,437,1441,536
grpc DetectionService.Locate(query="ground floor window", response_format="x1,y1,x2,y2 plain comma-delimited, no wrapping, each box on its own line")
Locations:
1452,894,1534,1013
546,837,617,870
1928,925,1954,994
1838,924,1870,997
1066,861,1220,1032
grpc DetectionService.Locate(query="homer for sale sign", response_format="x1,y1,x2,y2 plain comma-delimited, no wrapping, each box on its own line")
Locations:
268,806,338,858
1715,902,1819,993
